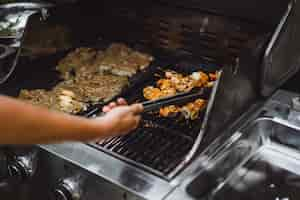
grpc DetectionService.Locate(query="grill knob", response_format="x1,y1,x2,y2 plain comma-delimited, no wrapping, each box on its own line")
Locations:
51,175,84,200
0,149,38,187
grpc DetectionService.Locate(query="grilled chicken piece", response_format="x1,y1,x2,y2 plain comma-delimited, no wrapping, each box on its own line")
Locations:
19,88,87,114
143,86,162,100
181,99,206,120
190,71,209,87
143,70,214,119
97,43,153,77
19,89,54,109
19,43,149,114
159,105,180,117
56,74,129,103
57,47,98,79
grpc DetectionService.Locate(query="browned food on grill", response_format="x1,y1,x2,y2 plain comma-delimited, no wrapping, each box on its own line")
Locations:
143,70,216,119
143,70,212,101
181,99,206,120
19,89,53,108
159,105,180,117
19,73,128,113
56,43,153,79
19,88,87,114
57,74,129,103
143,86,162,100
18,42,152,114
97,43,154,77
56,47,98,79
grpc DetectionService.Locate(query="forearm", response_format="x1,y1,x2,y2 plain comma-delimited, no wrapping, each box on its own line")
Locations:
0,95,109,144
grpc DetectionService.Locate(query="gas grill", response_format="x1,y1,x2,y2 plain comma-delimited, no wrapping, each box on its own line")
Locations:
1,0,300,200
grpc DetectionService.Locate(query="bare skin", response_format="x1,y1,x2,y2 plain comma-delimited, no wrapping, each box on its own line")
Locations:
0,95,143,144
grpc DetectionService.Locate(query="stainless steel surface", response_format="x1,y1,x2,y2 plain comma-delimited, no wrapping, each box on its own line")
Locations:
39,143,173,200
261,0,300,96
0,2,53,10
39,90,300,200
52,174,85,200
0,3,52,84
165,90,300,200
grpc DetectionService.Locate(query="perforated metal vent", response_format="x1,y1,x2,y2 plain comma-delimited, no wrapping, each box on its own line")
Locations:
99,0,267,65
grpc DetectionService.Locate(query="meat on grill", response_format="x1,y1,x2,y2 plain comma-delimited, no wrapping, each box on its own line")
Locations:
18,43,154,113
143,70,215,119
57,43,153,79
56,75,129,103
97,43,154,77
19,88,87,114
57,47,98,80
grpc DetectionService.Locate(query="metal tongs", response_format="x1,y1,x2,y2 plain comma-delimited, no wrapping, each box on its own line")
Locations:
142,88,205,113
95,88,205,117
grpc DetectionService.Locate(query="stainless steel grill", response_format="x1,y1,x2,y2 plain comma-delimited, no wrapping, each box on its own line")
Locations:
86,63,219,179
1,1,300,199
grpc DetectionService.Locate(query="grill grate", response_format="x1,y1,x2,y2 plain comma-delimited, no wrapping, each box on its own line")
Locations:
94,121,194,176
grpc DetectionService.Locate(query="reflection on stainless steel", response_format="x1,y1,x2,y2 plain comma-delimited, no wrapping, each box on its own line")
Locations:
0,3,53,84
171,70,222,178
0,148,38,188
166,90,300,200
39,143,173,200
52,174,86,200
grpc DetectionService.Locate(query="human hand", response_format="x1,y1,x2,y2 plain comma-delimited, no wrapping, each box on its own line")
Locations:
98,100,143,137
102,98,128,113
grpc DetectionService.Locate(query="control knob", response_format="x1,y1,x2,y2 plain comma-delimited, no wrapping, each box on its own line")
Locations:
0,148,38,187
51,174,85,200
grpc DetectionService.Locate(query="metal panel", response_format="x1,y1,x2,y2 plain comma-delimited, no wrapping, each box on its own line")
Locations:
261,0,300,96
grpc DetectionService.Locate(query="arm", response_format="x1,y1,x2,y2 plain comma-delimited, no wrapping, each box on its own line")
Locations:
0,95,142,144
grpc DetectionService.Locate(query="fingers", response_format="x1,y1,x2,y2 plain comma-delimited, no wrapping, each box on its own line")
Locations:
117,98,127,105
130,104,144,114
102,98,128,113
102,106,110,113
